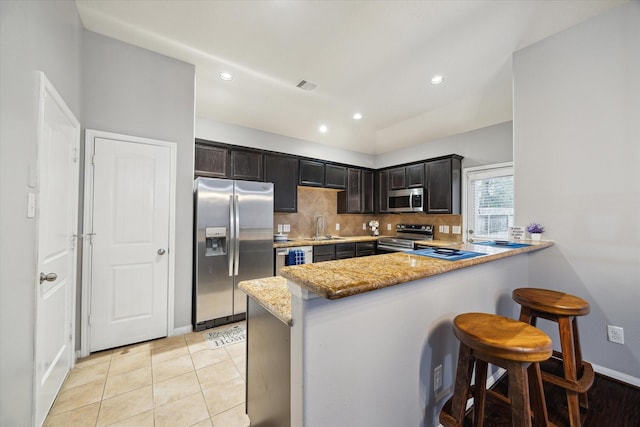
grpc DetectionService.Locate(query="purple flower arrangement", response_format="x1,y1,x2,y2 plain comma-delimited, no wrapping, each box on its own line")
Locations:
526,222,545,234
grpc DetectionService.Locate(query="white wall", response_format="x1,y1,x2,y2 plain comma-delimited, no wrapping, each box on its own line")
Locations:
375,121,513,169
83,31,196,330
196,117,376,168
0,1,83,424
513,2,640,381
197,117,512,170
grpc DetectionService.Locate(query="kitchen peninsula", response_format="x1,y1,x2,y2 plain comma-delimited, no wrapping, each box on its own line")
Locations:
239,240,553,427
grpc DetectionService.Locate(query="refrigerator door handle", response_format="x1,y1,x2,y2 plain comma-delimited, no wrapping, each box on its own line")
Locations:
228,194,234,277
234,194,240,276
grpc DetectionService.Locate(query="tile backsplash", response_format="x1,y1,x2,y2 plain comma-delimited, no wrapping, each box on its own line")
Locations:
274,186,462,242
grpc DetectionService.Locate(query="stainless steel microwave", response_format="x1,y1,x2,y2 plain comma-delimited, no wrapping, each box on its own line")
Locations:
388,188,424,213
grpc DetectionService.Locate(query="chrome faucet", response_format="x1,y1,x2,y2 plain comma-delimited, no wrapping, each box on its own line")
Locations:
315,215,325,239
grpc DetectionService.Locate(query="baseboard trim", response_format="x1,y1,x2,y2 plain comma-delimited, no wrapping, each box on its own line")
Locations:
172,324,193,336
591,362,640,388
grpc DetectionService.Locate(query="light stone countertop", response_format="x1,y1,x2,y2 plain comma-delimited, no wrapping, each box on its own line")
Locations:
238,276,292,326
240,240,554,325
280,240,554,299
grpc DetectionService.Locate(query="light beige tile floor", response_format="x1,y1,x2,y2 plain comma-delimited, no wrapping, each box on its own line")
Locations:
44,322,250,427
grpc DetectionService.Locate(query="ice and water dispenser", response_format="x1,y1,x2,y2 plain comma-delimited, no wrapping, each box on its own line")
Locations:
205,227,227,256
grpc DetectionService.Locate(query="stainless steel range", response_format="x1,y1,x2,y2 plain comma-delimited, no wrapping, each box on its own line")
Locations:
377,224,434,253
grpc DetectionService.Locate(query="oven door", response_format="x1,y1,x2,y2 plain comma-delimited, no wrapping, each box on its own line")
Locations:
376,238,415,254
376,245,415,254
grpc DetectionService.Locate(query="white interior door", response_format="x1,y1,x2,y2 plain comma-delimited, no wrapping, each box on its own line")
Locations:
87,134,173,352
35,73,80,427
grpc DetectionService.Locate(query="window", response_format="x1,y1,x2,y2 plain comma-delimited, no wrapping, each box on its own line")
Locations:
464,163,514,241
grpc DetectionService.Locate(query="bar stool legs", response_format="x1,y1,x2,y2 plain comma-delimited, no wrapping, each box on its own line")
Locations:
440,313,553,427
514,288,595,427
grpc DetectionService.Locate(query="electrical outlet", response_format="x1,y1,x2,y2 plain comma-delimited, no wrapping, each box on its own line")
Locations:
336,223,340,231
362,223,366,230
438,225,444,233
434,364,443,391
443,225,450,234
277,224,283,233
387,223,392,231
607,325,624,344
283,224,290,232
452,225,461,234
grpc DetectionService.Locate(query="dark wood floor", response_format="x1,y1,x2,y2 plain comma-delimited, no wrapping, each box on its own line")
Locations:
462,358,640,427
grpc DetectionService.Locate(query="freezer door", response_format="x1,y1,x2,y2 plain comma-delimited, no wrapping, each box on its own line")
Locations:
234,181,274,315
194,178,235,324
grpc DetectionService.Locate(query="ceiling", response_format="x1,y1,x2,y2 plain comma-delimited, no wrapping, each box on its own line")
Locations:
75,0,624,155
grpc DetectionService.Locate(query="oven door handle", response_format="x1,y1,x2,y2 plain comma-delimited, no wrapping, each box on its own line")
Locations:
377,244,415,252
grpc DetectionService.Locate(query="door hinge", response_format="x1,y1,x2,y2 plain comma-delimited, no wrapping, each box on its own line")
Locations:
69,322,73,341
85,233,95,245
92,154,96,165
72,148,79,163
88,314,92,326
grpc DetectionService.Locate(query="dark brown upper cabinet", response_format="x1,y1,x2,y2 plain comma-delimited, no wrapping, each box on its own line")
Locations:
388,163,424,190
299,160,325,187
195,142,229,178
426,156,462,214
406,163,425,188
195,139,462,215
324,164,347,189
376,170,389,213
231,149,264,181
389,167,406,190
265,154,298,213
361,169,374,214
337,168,374,214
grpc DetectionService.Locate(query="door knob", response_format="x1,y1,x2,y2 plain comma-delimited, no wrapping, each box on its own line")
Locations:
39,273,57,284
157,248,166,255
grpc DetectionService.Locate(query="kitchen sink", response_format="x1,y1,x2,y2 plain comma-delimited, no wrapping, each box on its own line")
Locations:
304,236,346,241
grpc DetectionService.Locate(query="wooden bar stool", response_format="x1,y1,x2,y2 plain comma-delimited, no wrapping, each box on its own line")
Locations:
440,312,553,427
513,288,595,427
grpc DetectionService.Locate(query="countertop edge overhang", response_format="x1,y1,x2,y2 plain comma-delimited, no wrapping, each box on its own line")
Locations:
280,240,554,300
238,276,292,326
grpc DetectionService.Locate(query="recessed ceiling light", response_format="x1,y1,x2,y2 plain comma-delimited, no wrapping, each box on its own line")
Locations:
318,124,328,134
431,75,444,85
218,72,233,81
353,113,363,120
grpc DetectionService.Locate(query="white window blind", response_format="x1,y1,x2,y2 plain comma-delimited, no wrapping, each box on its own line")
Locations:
465,165,514,241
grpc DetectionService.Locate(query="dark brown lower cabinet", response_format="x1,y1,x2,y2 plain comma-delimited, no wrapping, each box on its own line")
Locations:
313,244,335,262
356,241,376,257
336,243,356,259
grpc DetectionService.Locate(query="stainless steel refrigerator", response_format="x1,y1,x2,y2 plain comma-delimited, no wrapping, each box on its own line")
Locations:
193,177,274,331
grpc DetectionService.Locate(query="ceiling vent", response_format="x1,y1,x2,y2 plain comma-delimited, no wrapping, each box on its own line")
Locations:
296,80,318,92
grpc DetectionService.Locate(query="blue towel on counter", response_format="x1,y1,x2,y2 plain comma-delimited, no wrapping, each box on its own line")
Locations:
473,241,531,248
286,249,305,266
409,248,484,261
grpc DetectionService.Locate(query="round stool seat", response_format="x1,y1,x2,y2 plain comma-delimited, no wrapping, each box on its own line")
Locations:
442,313,553,427
513,288,590,317
454,313,552,363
